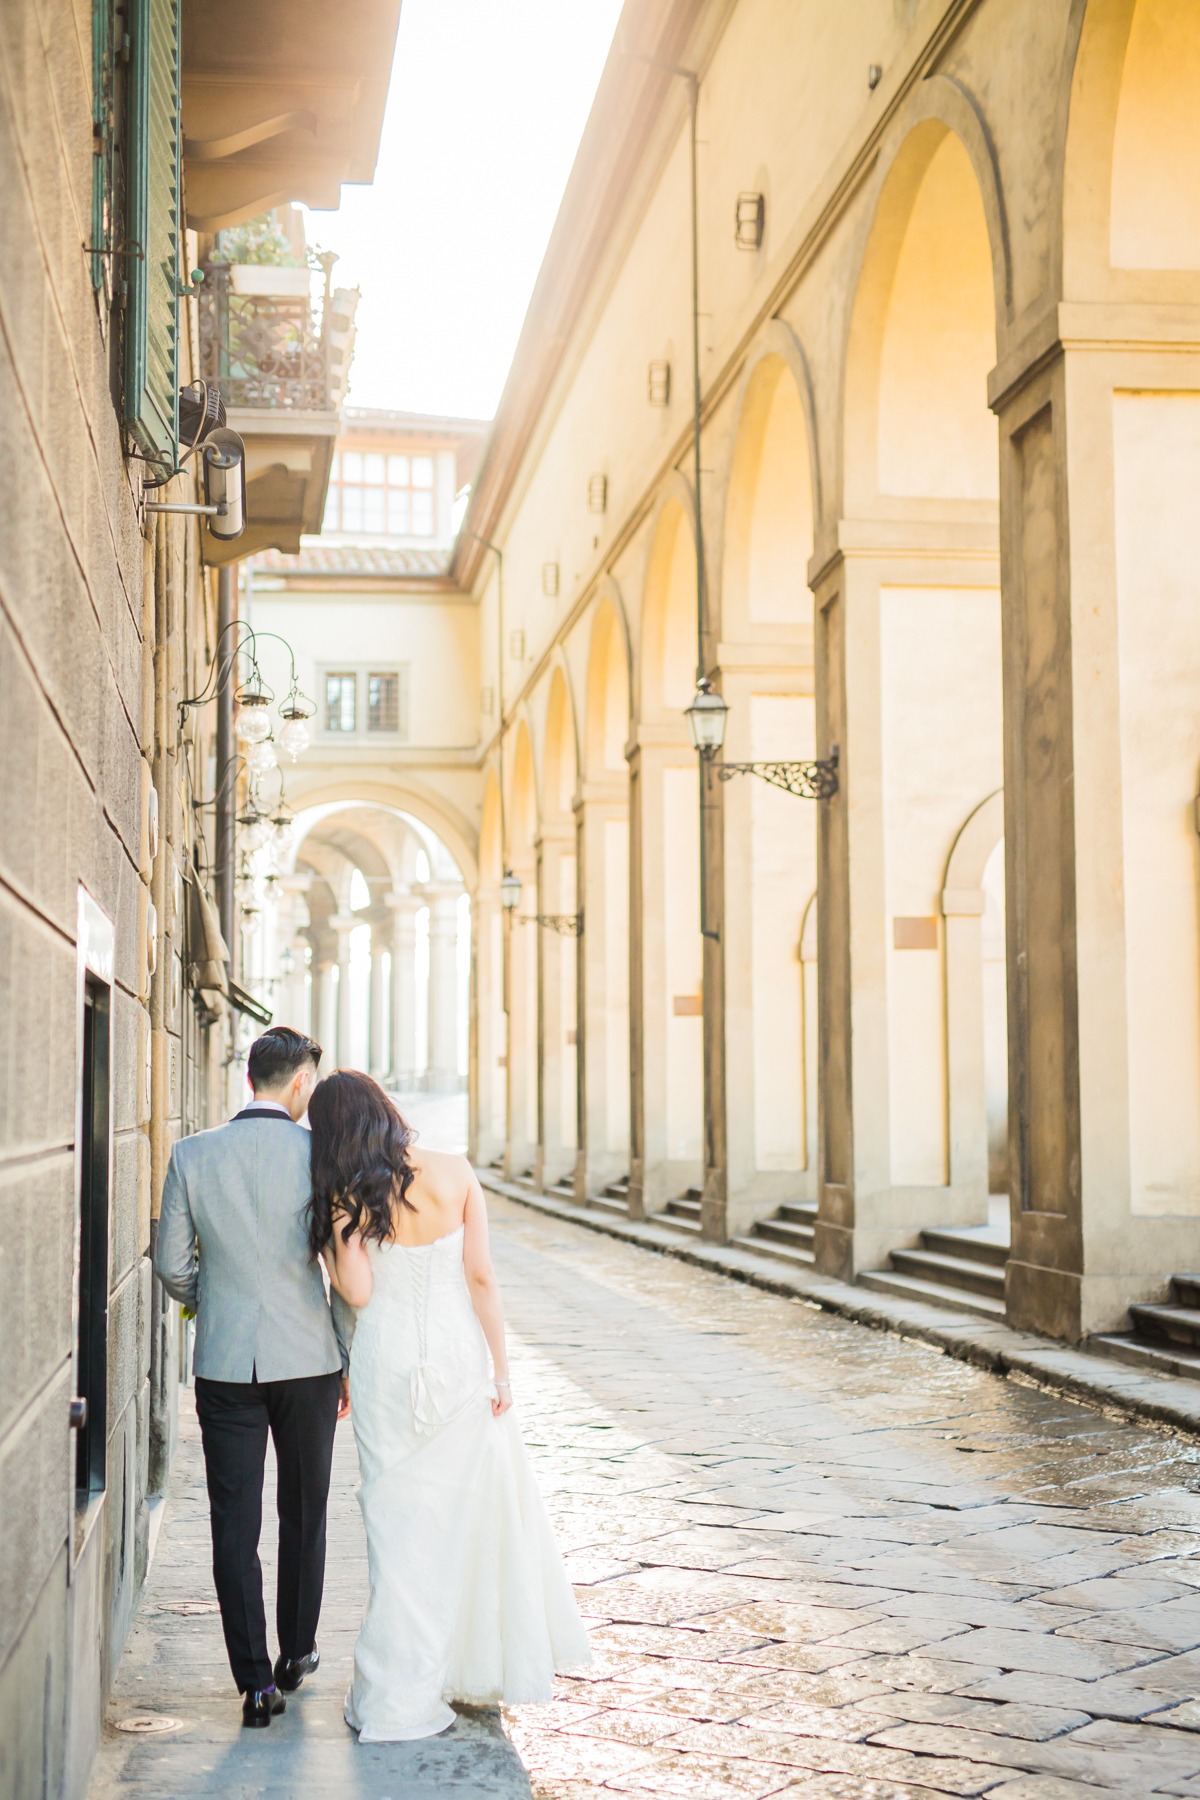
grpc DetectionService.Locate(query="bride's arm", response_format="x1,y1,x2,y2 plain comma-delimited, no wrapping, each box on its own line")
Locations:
462,1169,512,1417
322,1208,374,1308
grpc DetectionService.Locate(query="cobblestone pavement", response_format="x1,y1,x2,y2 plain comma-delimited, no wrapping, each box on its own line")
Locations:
95,1197,1200,1800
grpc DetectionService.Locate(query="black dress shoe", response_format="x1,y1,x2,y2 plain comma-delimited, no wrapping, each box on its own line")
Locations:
241,1686,286,1727
273,1646,319,1692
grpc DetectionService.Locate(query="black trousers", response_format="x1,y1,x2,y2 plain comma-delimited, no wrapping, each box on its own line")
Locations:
194,1370,340,1693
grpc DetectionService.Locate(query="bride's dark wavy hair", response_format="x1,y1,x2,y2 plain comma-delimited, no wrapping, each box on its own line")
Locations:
306,1069,417,1257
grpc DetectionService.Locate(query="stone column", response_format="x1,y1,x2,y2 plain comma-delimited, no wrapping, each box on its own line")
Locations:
505,860,538,1179
387,891,420,1091
575,779,629,1202
994,332,1200,1339
313,946,337,1066
627,733,703,1220
533,826,576,1190
425,885,461,1092
330,913,356,1072
368,928,389,1081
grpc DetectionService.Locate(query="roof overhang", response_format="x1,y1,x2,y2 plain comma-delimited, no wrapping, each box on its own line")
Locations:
203,409,339,568
181,1,403,232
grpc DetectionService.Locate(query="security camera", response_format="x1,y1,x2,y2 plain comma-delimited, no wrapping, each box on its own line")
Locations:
201,428,246,541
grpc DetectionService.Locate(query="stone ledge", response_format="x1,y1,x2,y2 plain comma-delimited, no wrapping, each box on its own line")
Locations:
483,1177,1200,1441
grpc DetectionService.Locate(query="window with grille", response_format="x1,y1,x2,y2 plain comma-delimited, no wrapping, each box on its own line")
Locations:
319,668,408,739
323,449,438,536
368,672,400,733
325,673,357,733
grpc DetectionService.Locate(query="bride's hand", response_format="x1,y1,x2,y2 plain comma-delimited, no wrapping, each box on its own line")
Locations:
492,1379,513,1418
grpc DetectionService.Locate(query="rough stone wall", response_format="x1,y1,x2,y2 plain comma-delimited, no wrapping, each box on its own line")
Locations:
0,3,163,1794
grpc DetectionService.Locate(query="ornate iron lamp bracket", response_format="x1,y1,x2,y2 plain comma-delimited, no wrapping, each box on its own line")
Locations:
515,913,583,937
715,746,839,800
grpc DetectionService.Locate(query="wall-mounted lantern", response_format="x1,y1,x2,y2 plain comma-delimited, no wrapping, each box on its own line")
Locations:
542,562,560,598
500,869,522,911
685,677,839,798
587,473,608,514
648,360,671,406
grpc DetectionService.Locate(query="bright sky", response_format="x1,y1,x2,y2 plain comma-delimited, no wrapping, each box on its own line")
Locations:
304,0,624,422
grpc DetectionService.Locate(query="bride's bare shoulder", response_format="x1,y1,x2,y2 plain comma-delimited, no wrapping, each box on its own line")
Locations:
409,1145,473,1196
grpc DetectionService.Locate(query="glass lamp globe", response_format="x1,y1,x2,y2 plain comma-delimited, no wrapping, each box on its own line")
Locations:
240,905,261,939
242,815,271,853
500,869,522,911
279,946,297,978
278,715,310,761
271,814,295,852
684,678,729,758
244,737,277,775
236,698,271,745
234,866,257,905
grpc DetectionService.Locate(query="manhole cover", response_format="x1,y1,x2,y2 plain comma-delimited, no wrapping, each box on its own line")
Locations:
114,1715,189,1736
159,1600,220,1616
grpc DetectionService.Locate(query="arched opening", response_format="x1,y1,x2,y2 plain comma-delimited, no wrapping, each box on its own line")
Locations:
475,770,506,1162
840,120,1006,1272
635,496,702,1209
1110,0,1200,270
580,596,631,1195
247,802,469,1142
719,350,819,1222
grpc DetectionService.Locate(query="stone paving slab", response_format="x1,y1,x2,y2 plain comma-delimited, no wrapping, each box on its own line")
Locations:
485,1177,1200,1443
93,1195,1200,1799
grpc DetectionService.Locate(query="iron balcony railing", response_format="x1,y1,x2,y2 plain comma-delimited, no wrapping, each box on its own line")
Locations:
198,258,355,414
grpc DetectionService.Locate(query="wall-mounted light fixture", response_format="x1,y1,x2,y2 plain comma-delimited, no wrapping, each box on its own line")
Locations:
735,192,765,251
685,677,839,799
868,63,883,89
500,869,522,911
515,911,583,937
648,360,671,406
542,562,560,598
508,628,526,661
587,473,608,514
145,402,247,541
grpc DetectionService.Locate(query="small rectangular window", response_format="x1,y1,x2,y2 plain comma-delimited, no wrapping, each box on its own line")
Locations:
411,489,434,535
341,486,364,532
368,672,400,733
364,452,386,484
388,488,410,534
342,450,364,481
412,455,434,488
325,673,357,733
322,484,339,531
388,454,410,485
363,487,386,533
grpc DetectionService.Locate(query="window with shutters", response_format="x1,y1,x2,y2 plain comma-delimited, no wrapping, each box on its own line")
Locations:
325,674,358,734
123,0,181,467
90,0,120,308
367,672,400,733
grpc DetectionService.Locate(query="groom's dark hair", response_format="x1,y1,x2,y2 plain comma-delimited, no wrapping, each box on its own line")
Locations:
247,1026,322,1093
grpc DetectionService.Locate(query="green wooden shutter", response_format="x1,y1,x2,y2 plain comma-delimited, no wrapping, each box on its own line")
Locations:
90,0,116,295
124,0,180,464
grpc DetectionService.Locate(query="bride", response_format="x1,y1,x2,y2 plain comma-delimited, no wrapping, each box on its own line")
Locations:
306,1070,591,1742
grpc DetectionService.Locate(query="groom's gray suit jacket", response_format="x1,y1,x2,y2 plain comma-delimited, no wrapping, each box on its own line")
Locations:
155,1107,354,1383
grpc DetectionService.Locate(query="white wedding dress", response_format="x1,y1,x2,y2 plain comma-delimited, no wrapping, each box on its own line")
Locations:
343,1224,592,1741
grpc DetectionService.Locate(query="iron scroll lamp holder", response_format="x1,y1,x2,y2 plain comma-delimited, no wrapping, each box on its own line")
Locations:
498,869,581,936
684,678,839,799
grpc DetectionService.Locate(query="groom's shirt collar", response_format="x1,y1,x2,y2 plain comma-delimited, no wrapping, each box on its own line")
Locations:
234,1099,290,1119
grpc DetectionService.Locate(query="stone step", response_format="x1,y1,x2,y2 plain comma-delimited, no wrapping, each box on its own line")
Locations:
1172,1274,1200,1309
658,1199,702,1235
1128,1302,1200,1352
857,1267,1006,1321
753,1218,815,1251
587,1194,629,1218
778,1202,817,1226
603,1174,631,1198
1088,1332,1200,1382
920,1227,1010,1269
666,1194,702,1219
890,1246,1006,1301
549,1177,576,1198
731,1234,815,1270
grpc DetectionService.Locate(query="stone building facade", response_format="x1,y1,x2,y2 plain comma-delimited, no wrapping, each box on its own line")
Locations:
0,5,398,1796
249,0,1200,1362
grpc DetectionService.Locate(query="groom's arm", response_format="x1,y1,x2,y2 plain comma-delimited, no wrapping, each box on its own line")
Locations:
329,1286,356,1375
155,1145,199,1310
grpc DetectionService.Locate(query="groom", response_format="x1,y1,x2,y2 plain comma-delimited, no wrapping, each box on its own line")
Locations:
156,1027,354,1727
